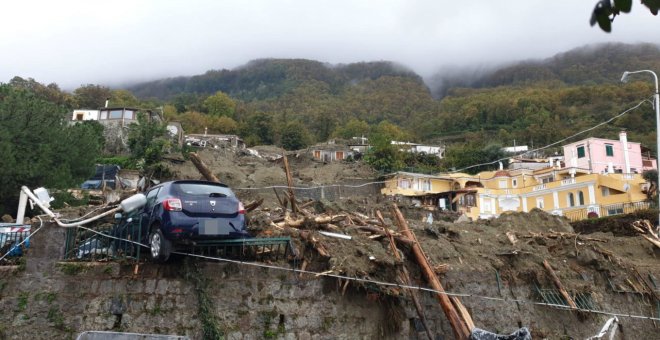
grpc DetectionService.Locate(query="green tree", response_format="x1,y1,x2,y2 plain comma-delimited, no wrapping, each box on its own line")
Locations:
364,134,404,173
442,142,507,174
203,91,236,117
73,84,112,109
239,112,274,145
0,83,104,215
127,113,168,167
110,89,140,107
333,118,370,139
280,121,311,150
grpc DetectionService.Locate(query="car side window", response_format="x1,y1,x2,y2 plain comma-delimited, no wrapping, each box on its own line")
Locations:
145,187,160,210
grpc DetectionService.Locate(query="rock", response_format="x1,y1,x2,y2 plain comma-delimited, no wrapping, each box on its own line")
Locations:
455,214,471,223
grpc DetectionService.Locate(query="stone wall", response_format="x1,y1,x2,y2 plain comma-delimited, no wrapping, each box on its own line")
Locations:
1,222,658,339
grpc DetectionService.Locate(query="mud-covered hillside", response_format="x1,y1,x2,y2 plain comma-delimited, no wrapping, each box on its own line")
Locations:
1,147,659,339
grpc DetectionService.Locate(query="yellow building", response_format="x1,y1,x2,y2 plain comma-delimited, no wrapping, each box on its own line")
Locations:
382,166,651,221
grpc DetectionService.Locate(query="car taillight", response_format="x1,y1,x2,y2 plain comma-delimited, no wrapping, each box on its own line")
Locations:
238,201,245,214
164,198,182,211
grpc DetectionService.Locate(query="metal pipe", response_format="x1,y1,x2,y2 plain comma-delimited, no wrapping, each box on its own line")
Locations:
16,190,28,225
21,186,121,228
621,70,660,228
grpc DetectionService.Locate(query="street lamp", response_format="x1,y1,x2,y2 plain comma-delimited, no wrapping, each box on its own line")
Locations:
621,70,660,228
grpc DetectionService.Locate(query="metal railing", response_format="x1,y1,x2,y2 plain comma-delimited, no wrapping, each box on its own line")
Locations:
563,201,651,221
0,227,31,265
63,217,293,263
535,285,595,310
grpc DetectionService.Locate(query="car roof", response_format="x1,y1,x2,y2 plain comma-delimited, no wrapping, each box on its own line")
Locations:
169,180,229,187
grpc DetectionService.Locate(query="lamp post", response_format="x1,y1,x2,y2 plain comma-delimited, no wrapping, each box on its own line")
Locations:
621,70,660,227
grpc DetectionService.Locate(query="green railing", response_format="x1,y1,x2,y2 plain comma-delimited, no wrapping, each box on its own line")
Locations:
63,216,293,263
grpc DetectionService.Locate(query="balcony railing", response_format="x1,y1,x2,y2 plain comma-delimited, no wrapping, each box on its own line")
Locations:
563,201,651,222
561,178,576,186
532,184,547,191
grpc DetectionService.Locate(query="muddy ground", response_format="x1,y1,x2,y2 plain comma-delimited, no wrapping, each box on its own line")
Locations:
19,145,660,338
64,146,660,304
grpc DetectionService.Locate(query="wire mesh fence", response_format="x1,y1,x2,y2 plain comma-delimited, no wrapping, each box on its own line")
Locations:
235,179,384,202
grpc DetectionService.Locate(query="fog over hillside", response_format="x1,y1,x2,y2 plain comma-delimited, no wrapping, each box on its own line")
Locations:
2,1,659,89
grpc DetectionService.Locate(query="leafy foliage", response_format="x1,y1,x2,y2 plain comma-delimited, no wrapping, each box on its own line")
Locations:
203,91,236,117
590,0,659,32
0,83,103,215
127,113,168,168
73,84,112,109
280,121,312,150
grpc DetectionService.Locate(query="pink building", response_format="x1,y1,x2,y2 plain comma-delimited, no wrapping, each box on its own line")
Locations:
562,131,657,174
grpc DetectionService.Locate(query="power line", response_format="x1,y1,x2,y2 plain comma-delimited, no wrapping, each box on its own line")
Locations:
43,220,660,323
452,97,653,173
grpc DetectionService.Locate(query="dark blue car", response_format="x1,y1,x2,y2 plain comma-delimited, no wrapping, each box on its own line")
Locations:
138,180,249,261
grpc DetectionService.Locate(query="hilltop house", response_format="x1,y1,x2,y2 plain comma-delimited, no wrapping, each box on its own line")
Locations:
311,142,354,162
391,141,445,158
562,131,657,174
70,106,181,153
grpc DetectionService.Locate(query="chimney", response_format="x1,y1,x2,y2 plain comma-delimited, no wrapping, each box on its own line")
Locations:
619,131,631,173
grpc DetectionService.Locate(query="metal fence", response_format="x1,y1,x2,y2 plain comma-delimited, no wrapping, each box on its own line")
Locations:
535,285,595,310
0,224,31,265
563,201,651,222
63,215,293,263
235,179,384,202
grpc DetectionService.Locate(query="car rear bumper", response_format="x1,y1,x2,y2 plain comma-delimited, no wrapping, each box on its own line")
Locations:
160,214,247,244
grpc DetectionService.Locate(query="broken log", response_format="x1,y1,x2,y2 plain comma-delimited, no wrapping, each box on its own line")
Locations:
189,152,220,183
244,198,264,212
542,259,577,309
352,225,414,245
519,232,607,243
391,204,472,340
282,154,298,215
300,230,329,257
384,225,433,340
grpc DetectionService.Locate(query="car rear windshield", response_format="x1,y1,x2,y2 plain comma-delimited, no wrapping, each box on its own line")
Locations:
173,183,235,197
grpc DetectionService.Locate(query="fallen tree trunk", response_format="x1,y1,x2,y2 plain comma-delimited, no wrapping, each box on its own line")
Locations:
543,259,577,309
391,204,472,340
189,152,220,183
282,154,298,215
383,223,433,340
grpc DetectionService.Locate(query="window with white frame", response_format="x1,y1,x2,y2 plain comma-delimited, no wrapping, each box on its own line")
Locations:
601,187,609,196
399,179,411,189
536,197,544,209
512,179,518,188
499,180,507,189
568,193,575,207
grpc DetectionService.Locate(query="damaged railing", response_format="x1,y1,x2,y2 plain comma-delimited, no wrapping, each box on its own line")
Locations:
534,284,595,310
63,216,144,262
63,217,293,263
0,224,31,265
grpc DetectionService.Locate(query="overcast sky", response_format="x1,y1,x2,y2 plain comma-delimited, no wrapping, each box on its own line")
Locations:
1,0,659,90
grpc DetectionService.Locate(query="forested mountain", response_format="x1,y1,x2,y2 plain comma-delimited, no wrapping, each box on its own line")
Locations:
431,43,660,98
129,59,423,101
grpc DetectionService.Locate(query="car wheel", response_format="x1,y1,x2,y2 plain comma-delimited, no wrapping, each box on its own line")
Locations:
149,228,171,262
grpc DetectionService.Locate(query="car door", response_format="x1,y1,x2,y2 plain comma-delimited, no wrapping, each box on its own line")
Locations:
139,186,161,240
